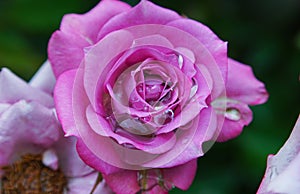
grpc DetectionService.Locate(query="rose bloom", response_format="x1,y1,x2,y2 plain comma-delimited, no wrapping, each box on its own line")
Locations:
258,115,300,194
49,0,268,193
0,63,112,194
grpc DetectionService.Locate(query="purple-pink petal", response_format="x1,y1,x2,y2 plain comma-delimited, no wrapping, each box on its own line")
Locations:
98,0,181,40
48,0,130,78
226,58,268,105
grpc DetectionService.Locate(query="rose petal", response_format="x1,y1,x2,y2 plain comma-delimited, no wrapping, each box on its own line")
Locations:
42,149,59,170
54,69,78,137
66,171,100,194
163,159,197,190
92,180,114,194
48,0,130,77
0,101,60,170
54,136,94,177
0,68,54,108
29,60,56,95
168,19,228,98
86,105,177,154
83,29,134,113
212,98,253,142
103,170,139,194
98,0,181,40
258,115,300,193
226,58,268,105
76,138,121,175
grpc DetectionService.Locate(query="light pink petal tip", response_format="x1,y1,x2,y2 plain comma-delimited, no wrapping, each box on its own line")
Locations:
29,60,56,95
0,68,54,108
258,115,300,194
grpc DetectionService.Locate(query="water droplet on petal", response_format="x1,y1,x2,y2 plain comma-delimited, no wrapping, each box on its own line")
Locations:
225,108,241,121
178,54,184,69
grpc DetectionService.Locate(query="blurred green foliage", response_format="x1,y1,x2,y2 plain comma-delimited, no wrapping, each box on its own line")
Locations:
0,0,299,193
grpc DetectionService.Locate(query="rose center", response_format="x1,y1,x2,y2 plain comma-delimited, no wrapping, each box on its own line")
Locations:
1,154,67,194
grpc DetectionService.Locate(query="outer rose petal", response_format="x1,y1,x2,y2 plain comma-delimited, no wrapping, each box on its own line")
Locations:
76,138,121,175
98,0,181,40
213,59,268,141
258,115,300,193
48,0,130,77
226,58,268,105
0,100,60,173
54,69,78,137
29,60,56,95
0,68,54,108
104,159,197,194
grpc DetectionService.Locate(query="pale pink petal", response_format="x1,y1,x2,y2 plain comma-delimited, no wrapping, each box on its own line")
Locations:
42,149,59,170
98,0,181,40
258,115,300,193
0,68,54,108
0,101,60,171
226,58,268,105
29,60,56,95
54,136,94,177
54,69,78,137
48,0,130,77
66,171,100,194
92,180,114,194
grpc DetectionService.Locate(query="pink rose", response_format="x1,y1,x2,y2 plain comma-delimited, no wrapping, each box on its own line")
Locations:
257,115,300,194
49,0,268,193
0,63,112,194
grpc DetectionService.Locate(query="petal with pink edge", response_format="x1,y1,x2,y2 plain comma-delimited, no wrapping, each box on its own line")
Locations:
48,0,130,77
54,69,78,137
98,0,181,40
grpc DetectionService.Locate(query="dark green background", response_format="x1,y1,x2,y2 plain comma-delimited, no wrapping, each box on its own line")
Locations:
0,0,299,193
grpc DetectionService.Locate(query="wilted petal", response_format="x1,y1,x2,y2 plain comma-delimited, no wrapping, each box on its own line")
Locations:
258,115,300,193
